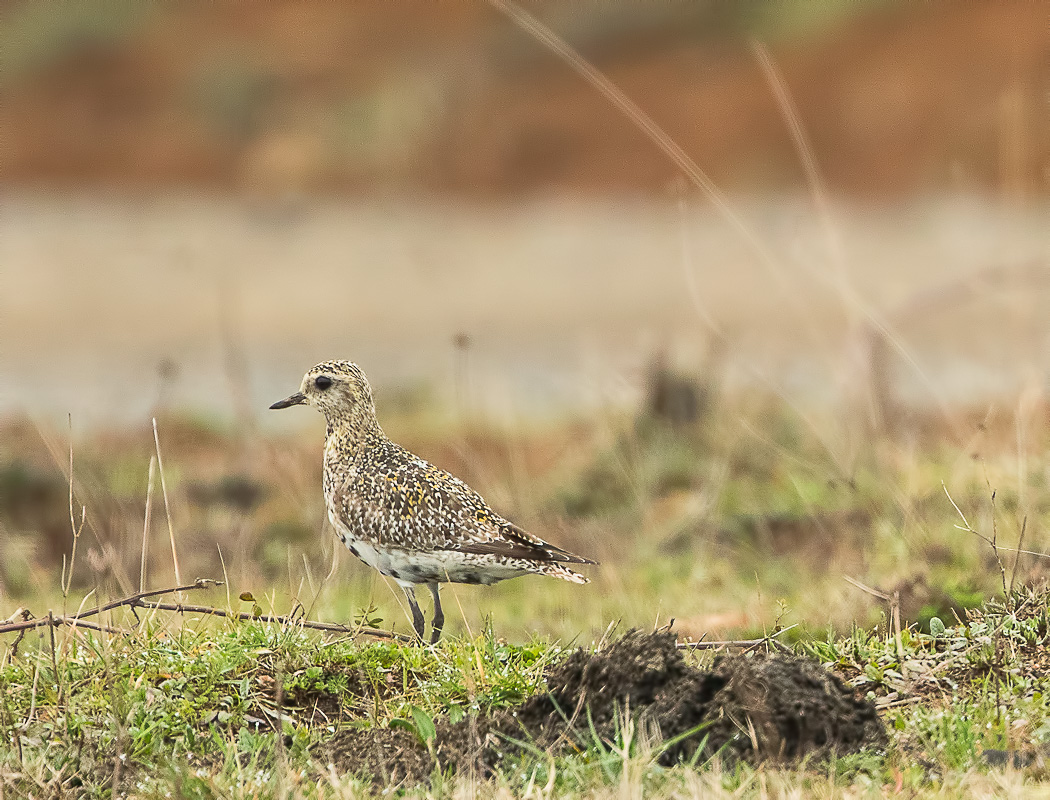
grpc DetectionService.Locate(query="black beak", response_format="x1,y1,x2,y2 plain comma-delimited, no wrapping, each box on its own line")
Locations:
270,392,307,410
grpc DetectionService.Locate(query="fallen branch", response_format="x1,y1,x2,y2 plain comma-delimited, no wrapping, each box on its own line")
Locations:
63,579,222,622
0,579,217,635
0,579,408,643
137,600,410,642
677,626,796,654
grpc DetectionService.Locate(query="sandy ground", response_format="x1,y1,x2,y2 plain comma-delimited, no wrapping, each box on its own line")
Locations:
1,191,1047,428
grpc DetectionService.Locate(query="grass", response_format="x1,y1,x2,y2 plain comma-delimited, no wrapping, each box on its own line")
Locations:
2,382,1050,796
0,614,561,797
4,591,1050,797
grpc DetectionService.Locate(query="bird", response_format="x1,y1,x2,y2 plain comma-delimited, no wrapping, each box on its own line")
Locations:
270,360,595,643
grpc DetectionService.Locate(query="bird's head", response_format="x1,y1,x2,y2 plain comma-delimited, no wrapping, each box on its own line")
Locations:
270,360,376,429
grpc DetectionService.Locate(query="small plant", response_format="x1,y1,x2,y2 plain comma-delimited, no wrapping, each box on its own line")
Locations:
390,705,437,746
353,603,383,629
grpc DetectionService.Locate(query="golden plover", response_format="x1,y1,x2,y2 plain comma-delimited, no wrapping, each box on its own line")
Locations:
270,360,595,643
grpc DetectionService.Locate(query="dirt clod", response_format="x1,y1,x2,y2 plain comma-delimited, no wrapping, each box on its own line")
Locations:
325,631,886,784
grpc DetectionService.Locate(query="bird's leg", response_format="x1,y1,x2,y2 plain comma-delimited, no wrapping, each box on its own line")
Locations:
402,584,426,642
427,583,443,644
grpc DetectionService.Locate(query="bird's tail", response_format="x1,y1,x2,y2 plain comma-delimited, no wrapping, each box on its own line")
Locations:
534,562,590,585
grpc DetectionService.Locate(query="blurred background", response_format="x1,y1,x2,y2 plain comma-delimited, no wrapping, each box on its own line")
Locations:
1,0,1049,641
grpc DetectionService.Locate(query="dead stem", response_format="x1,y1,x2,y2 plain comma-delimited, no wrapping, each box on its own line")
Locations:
152,418,183,594
0,578,407,642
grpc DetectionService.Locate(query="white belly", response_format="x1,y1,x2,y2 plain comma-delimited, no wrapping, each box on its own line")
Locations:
330,521,525,587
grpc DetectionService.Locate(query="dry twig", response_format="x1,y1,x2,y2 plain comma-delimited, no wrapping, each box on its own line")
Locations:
677,626,796,654
0,579,407,642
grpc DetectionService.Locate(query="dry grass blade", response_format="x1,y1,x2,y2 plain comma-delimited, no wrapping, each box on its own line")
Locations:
750,40,843,274
140,455,156,593
486,0,789,289
62,415,86,601
152,418,183,594
750,39,949,436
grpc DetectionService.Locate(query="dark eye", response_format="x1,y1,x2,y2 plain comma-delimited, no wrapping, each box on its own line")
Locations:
314,375,333,391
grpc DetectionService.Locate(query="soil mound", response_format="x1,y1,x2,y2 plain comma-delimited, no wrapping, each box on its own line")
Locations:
325,631,885,784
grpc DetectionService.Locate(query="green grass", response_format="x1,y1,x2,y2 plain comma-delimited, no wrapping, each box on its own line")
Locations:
0,614,559,797
3,389,1050,796
4,590,1050,797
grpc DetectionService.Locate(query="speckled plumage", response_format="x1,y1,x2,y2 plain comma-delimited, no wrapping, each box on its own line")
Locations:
270,360,595,642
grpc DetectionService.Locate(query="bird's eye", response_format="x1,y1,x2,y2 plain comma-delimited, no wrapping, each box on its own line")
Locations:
314,376,333,391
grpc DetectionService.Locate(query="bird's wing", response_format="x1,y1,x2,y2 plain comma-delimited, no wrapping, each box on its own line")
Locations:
417,465,596,564
340,442,595,564
450,521,597,564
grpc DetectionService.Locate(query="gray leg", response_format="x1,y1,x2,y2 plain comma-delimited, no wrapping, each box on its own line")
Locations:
427,583,443,644
402,585,426,642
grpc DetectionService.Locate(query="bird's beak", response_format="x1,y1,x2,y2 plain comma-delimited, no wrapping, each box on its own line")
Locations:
270,392,307,410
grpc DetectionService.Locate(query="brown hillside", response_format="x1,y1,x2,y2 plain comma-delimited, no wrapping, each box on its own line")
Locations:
3,0,1048,197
